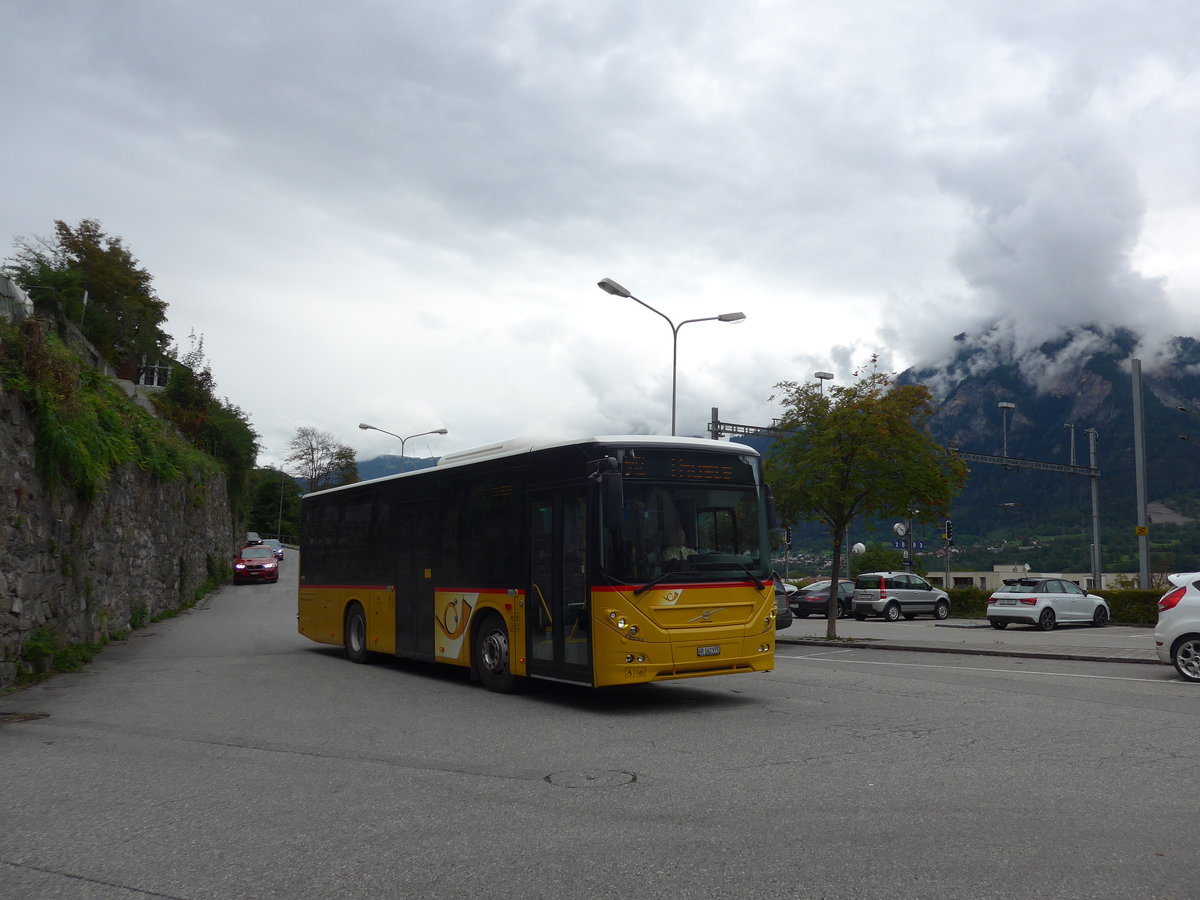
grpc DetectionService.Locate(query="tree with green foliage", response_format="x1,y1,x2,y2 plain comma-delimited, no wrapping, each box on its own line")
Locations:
766,357,967,638
850,543,906,578
285,427,358,493
154,331,259,517
247,467,303,541
4,219,170,382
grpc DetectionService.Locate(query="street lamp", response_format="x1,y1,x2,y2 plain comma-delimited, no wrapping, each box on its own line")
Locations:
815,371,834,394
597,277,746,436
358,423,449,459
998,401,1016,458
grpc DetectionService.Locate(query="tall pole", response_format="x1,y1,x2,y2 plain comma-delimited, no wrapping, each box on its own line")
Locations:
276,469,286,539
998,401,1015,458
597,279,744,436
1131,359,1150,588
359,424,448,464
1086,427,1102,589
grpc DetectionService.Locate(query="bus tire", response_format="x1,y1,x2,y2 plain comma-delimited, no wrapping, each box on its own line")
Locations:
344,603,368,664
474,613,515,693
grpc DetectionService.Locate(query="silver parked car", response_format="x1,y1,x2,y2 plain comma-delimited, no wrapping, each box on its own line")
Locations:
1156,572,1200,682
986,577,1109,631
852,571,950,621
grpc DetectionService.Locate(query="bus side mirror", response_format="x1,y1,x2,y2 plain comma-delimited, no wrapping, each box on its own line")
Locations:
764,483,778,529
602,471,623,531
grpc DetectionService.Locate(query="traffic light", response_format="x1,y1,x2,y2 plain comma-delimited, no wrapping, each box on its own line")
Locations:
785,525,793,545
944,519,953,545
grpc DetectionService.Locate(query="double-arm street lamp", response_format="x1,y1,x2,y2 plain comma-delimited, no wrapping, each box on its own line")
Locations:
358,423,448,459
597,277,745,436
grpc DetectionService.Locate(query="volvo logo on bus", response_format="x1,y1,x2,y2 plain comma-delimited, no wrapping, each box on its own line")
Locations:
688,607,725,623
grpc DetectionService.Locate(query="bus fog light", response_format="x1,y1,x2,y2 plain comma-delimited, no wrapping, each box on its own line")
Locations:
626,654,635,663
637,654,645,663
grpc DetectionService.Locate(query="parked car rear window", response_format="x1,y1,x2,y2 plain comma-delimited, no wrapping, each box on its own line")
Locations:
856,574,883,589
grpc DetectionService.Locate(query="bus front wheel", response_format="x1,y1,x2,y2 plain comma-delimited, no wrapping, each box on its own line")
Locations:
344,603,368,664
474,613,515,693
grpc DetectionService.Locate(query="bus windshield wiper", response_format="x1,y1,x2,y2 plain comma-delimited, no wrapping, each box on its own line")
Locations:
632,572,676,597
736,564,765,590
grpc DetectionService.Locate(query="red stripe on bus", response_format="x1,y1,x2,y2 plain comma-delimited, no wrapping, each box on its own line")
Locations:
592,581,759,592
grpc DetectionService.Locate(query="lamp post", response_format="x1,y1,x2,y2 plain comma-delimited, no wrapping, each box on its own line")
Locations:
597,278,745,436
815,371,834,394
358,423,448,459
998,401,1016,458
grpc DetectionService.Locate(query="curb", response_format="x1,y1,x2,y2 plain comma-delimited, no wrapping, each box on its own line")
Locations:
777,636,1158,665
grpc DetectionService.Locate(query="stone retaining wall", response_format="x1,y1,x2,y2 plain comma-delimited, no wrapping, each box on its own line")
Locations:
0,384,235,689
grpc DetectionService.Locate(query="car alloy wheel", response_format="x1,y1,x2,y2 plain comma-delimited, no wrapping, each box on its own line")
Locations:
1172,637,1200,683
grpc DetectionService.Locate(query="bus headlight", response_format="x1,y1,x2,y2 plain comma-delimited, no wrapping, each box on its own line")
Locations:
616,617,627,630
628,625,639,636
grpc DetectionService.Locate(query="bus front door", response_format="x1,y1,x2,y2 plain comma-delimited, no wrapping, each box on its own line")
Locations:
527,492,592,684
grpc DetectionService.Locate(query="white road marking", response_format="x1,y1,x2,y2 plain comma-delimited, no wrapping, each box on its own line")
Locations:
777,650,1174,683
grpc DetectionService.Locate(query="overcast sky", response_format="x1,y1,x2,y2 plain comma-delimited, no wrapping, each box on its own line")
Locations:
4,1,1198,468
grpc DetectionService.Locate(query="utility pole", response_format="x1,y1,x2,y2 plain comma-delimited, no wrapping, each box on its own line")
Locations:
1131,358,1150,588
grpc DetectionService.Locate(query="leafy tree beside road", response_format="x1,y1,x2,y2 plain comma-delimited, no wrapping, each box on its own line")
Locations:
5,219,170,383
766,358,967,638
285,427,358,493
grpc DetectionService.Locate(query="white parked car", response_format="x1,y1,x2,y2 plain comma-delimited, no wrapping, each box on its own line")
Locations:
1155,572,1200,682
986,577,1109,630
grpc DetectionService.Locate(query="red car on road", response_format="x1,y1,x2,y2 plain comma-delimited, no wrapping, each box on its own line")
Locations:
233,546,279,584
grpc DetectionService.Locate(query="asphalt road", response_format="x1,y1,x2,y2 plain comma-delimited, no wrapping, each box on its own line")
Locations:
2,553,1198,899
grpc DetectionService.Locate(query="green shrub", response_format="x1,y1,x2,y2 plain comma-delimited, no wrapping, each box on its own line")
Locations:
23,626,56,671
947,587,989,618
1,320,220,501
1096,590,1160,626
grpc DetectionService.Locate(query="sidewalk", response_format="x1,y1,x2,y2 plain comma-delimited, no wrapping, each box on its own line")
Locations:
777,616,1160,664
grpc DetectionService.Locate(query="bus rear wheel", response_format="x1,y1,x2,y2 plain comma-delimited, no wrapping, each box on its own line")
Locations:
344,603,368,664
474,613,515,693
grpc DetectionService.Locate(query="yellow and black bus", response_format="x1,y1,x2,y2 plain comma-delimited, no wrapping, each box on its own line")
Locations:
297,435,779,691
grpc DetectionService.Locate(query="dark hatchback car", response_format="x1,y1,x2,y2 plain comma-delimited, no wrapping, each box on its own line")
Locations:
789,578,855,619
233,546,279,584
772,574,794,630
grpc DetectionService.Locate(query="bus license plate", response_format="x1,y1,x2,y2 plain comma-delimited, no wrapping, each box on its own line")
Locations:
697,645,721,657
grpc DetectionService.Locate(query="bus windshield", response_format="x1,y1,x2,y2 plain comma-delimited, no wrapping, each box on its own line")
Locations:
602,480,768,583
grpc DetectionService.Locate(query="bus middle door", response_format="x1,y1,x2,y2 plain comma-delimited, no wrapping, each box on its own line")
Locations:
527,491,592,684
